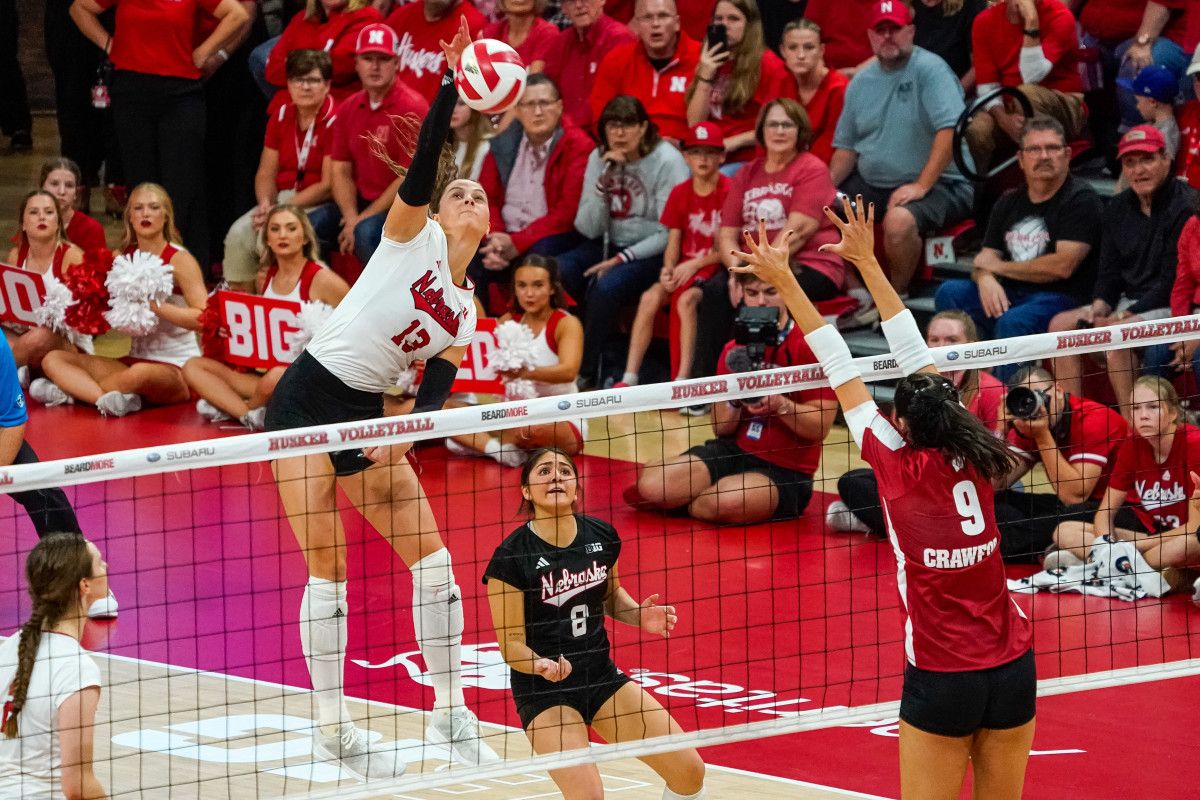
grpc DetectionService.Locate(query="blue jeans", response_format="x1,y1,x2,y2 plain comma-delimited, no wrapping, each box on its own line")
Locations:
1113,37,1188,129
935,278,1076,383
555,237,663,382
249,36,279,99
1142,341,1200,386
306,201,387,266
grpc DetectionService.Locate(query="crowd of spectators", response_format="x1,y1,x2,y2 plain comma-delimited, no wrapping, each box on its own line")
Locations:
6,0,1200,533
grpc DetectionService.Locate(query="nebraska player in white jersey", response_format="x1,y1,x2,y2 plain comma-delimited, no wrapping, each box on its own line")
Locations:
732,201,1035,800
264,17,498,779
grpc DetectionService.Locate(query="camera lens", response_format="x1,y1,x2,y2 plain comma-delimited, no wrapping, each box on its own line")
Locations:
1005,387,1042,420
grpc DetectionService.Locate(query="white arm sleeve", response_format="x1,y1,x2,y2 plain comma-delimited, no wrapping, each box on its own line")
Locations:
880,310,934,376
843,401,879,449
1019,46,1054,84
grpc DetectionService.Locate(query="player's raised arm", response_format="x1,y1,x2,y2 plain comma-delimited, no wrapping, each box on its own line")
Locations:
383,15,473,243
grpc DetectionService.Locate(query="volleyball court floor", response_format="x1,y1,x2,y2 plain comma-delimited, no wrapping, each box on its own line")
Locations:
4,404,1199,799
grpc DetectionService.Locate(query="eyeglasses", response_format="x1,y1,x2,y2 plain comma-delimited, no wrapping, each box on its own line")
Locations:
763,120,798,130
288,76,328,87
517,99,560,111
1020,144,1068,156
605,120,643,131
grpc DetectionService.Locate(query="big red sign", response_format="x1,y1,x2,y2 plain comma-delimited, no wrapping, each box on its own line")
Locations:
218,290,302,369
451,318,503,394
0,263,46,327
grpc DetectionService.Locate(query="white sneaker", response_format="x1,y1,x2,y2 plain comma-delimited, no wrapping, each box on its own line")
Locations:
1043,546,1085,572
312,722,407,781
87,590,119,620
488,442,527,468
1192,576,1200,608
16,366,29,389
239,406,266,431
29,378,72,407
196,399,231,422
825,499,870,534
426,707,499,766
96,391,142,417
444,437,476,457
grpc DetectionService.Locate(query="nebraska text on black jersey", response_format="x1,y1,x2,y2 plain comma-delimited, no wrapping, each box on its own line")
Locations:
540,561,609,607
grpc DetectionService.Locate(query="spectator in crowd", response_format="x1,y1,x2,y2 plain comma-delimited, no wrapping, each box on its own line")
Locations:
590,0,701,143
555,95,689,387
692,99,842,383
965,0,1086,173
541,0,635,132
0,0,32,152
187,205,348,430
309,23,428,267
0,534,109,799
1178,46,1200,188
451,99,495,182
1119,65,1182,160
1048,376,1200,581
802,0,878,77
913,0,986,92
474,74,591,314
69,0,250,269
830,0,973,297
1049,125,1193,403
685,0,792,166
1147,184,1200,385
827,309,1007,536
385,0,486,100
604,0,714,43
1116,1,1195,127
635,269,836,523
4,191,86,375
992,365,1127,562
224,49,336,292
39,159,108,254
779,19,848,164
935,116,1103,383
35,184,206,417
446,255,585,464
616,122,730,390
264,0,382,103
482,0,557,72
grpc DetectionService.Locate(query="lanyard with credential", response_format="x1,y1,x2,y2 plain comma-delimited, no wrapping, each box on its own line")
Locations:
294,117,318,190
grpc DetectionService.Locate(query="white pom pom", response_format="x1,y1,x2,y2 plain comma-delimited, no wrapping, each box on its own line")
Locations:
35,274,72,334
284,301,335,358
105,250,175,336
395,368,418,395
504,378,537,400
491,320,537,372
104,299,160,337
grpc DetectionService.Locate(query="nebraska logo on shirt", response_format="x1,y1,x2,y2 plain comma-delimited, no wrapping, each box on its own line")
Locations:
1135,476,1187,510
540,561,609,607
604,172,648,220
410,265,462,337
1004,216,1051,261
397,32,446,79
688,209,720,239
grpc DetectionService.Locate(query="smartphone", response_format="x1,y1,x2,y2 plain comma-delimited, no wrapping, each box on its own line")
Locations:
705,22,727,53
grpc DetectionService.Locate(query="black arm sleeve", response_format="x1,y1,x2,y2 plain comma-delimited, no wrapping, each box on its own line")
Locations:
398,71,458,208
412,356,458,413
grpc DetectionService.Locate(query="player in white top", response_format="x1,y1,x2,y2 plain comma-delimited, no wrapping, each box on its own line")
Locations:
264,17,498,779
0,533,108,800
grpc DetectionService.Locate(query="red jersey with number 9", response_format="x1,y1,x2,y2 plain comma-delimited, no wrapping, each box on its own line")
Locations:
860,408,1032,672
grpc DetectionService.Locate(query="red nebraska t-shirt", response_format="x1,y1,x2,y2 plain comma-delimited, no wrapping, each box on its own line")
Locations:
97,0,223,80
385,1,486,100
1108,423,1200,532
702,50,793,162
781,68,849,164
331,81,430,202
481,16,558,67
716,325,835,474
264,95,337,192
660,175,731,261
972,0,1083,93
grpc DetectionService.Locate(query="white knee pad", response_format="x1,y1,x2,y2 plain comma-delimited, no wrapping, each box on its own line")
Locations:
663,786,706,800
412,548,464,646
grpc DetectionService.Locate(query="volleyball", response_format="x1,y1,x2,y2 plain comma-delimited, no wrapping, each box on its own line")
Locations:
454,39,527,114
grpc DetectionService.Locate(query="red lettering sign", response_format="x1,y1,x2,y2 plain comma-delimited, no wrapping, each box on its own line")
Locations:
217,290,303,369
0,263,46,326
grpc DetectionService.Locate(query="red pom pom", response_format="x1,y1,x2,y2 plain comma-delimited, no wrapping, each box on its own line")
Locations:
62,248,113,336
198,290,228,359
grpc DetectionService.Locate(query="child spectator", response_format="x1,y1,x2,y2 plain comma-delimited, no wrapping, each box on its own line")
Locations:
1117,64,1182,159
778,19,847,164
615,122,730,392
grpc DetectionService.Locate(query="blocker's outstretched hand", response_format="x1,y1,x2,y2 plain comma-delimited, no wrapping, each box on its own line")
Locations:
818,194,876,267
729,218,796,292
638,593,677,638
440,15,473,73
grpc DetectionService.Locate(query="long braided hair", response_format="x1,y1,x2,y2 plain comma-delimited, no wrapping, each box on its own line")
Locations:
3,533,93,738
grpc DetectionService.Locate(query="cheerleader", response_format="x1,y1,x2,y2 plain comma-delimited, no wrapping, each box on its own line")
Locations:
184,205,349,430
265,17,497,778
35,183,206,417
38,158,108,254
485,448,706,800
445,255,584,465
4,191,85,376
732,201,1034,799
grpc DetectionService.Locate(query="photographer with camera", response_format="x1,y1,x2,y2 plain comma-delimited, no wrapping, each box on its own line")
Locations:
634,270,836,524
993,365,1128,562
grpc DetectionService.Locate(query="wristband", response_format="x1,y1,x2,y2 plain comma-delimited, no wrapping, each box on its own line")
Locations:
880,309,934,376
1022,28,1040,38
215,48,229,63
804,325,859,389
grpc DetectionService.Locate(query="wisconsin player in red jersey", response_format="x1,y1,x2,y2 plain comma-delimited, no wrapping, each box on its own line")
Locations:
265,17,498,779
731,200,1034,800
485,448,707,800
1050,376,1200,584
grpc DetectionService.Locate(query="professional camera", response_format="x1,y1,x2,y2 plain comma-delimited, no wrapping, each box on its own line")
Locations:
732,305,779,369
1005,386,1050,420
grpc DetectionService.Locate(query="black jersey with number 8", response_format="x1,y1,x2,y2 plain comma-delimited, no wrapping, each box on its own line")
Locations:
485,515,622,661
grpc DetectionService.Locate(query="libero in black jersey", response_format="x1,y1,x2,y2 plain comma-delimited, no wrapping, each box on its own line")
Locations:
484,449,707,800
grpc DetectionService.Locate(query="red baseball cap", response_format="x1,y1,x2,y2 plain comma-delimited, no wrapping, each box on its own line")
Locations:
356,23,398,56
868,0,913,29
1117,124,1167,157
682,122,723,150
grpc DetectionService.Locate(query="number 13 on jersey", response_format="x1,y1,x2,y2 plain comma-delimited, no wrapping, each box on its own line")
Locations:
392,319,431,353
